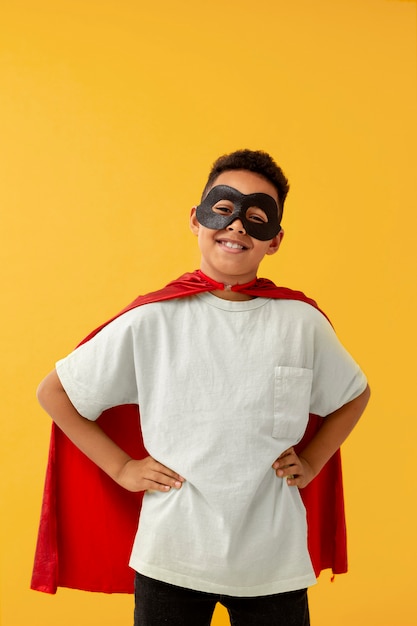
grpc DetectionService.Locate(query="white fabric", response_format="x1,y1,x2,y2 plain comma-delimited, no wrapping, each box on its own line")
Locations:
56,293,367,596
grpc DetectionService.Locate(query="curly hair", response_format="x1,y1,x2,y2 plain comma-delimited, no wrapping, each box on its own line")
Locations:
201,149,290,220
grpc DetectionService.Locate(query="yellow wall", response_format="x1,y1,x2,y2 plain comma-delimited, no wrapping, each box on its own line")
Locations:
1,1,416,624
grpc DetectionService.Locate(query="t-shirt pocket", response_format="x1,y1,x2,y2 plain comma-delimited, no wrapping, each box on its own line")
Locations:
273,366,313,441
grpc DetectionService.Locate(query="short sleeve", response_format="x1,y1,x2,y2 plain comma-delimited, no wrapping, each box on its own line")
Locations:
56,310,140,420
309,312,367,416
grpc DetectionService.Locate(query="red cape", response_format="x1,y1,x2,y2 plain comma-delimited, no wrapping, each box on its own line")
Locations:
31,270,347,594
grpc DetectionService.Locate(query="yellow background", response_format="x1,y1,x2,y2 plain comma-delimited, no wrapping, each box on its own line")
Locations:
1,1,416,624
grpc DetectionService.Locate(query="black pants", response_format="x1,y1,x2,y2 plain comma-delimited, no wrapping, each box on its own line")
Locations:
134,573,310,626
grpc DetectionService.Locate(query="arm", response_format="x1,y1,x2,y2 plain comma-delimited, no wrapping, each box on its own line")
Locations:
272,384,370,488
37,369,185,493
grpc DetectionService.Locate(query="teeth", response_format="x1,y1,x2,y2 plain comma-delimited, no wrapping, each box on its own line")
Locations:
223,241,244,249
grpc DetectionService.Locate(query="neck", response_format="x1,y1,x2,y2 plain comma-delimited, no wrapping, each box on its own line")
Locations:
197,270,257,301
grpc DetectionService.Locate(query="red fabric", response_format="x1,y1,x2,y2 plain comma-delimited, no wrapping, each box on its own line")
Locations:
31,270,347,594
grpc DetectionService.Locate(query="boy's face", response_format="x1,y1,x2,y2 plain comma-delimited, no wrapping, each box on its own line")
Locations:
190,169,284,288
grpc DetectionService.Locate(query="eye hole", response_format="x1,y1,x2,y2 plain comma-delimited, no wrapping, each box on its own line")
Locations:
212,202,234,215
246,207,268,224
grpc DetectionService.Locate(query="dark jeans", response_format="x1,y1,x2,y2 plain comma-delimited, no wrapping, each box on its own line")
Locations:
134,573,310,626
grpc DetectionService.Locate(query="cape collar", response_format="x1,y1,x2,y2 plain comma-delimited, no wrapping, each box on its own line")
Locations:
195,270,258,293
79,269,326,347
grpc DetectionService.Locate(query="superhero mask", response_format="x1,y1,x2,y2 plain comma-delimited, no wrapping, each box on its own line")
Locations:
196,185,281,241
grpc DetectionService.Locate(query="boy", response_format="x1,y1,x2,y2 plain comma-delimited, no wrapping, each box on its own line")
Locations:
36,149,369,625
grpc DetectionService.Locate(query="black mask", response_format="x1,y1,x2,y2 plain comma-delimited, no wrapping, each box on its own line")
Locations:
196,185,281,241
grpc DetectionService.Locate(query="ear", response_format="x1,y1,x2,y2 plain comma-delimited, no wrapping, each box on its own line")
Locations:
265,228,284,256
190,206,200,236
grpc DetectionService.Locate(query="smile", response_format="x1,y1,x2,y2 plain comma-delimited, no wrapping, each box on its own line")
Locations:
217,239,248,251
224,241,244,249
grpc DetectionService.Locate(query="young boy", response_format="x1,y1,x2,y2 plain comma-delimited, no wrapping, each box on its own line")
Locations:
37,149,369,626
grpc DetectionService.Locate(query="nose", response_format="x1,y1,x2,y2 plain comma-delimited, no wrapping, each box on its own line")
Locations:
227,218,246,235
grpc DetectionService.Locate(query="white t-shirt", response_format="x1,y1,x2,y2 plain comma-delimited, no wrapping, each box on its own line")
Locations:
56,292,367,596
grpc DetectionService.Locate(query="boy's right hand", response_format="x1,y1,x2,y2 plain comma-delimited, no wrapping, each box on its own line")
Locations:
37,370,186,494
115,456,185,493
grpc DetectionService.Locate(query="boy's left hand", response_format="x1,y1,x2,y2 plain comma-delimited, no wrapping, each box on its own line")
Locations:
272,386,370,488
272,447,315,488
